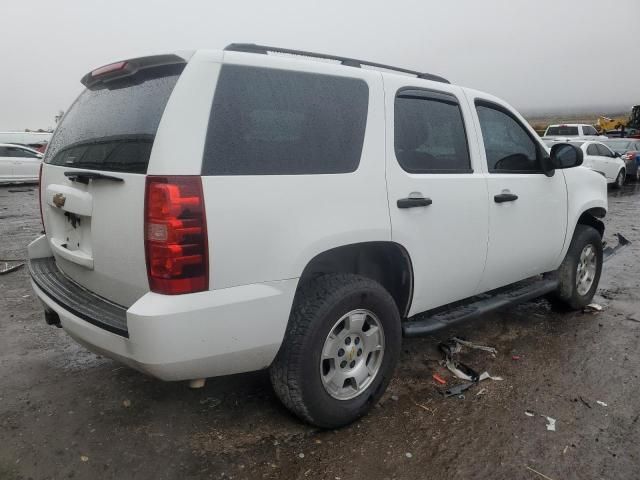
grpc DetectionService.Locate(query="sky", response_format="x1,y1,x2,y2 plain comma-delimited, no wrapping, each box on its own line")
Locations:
2,0,638,131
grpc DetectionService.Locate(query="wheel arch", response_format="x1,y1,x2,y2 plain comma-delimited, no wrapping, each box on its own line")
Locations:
577,207,606,238
295,241,414,318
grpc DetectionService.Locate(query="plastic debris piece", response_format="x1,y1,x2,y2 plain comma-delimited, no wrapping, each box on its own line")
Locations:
0,263,24,275
475,388,487,396
432,373,447,385
80,455,89,462
543,415,556,431
122,399,131,408
596,400,608,407
478,372,503,381
445,358,478,382
579,396,592,409
438,339,462,357
443,382,475,398
583,303,603,313
452,337,497,354
405,452,413,458
512,355,521,361
525,410,535,417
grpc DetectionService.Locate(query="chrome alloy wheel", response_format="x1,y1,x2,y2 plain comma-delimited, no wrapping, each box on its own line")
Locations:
576,244,597,296
319,309,385,401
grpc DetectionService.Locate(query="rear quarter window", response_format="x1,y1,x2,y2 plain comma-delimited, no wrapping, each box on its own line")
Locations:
202,65,369,175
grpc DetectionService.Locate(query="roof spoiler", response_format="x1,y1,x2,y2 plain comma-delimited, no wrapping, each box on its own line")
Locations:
80,54,187,89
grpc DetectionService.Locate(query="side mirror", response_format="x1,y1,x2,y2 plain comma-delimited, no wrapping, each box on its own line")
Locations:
549,143,583,170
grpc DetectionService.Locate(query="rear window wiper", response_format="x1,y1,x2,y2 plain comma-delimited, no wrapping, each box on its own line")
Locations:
64,171,124,184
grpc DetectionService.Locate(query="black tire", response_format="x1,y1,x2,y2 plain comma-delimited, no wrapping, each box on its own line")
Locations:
613,169,625,189
550,225,603,310
269,274,401,428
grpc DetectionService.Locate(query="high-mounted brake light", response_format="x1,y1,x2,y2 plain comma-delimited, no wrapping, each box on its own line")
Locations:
91,61,128,77
144,176,208,295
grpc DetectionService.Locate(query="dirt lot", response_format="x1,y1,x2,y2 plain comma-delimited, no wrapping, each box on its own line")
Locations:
1,183,639,480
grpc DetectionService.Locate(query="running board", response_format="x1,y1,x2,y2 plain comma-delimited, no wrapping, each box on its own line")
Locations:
403,277,560,337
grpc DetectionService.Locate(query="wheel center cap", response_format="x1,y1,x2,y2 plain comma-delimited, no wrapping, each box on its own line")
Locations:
347,346,357,362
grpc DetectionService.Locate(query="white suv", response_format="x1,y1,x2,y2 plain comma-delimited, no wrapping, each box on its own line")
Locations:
29,44,608,428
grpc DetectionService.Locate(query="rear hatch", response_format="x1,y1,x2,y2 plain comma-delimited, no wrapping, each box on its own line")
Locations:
41,55,186,307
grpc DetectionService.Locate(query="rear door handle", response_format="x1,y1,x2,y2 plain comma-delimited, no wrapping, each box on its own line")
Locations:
397,197,433,209
494,193,518,203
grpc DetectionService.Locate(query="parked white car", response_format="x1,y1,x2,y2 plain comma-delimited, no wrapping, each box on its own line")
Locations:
542,124,606,142
544,140,626,188
29,45,608,428
0,143,43,183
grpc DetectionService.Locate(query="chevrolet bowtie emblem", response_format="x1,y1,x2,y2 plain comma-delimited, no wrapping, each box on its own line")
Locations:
53,193,66,208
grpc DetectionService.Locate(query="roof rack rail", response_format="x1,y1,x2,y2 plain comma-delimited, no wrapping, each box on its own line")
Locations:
224,43,450,84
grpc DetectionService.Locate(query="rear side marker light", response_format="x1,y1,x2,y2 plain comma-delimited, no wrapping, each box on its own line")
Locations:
144,176,208,295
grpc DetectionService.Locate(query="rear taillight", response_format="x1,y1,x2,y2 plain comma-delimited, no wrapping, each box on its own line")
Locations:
144,176,208,295
38,163,45,233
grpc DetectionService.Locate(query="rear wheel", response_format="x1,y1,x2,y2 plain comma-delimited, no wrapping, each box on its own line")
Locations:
269,274,401,428
550,225,603,310
613,169,625,189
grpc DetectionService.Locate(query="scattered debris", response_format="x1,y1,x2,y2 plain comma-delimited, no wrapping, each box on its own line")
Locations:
543,415,556,431
0,263,24,275
579,396,592,409
478,372,503,381
525,465,556,480
122,399,131,408
298,453,305,459
445,358,479,382
512,355,521,361
444,382,475,398
199,397,222,408
432,374,447,385
596,400,608,407
391,395,399,401
563,445,569,455
475,388,487,396
80,455,89,462
525,410,535,417
626,315,640,324
405,452,413,458
583,303,603,313
451,337,497,355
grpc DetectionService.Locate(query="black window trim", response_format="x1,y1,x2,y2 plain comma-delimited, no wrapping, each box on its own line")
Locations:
394,87,473,174
474,99,548,175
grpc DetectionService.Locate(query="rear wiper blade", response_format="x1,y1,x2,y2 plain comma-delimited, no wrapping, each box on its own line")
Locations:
64,171,124,184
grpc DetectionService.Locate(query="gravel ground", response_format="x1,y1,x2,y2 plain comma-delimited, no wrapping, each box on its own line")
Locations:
1,182,639,480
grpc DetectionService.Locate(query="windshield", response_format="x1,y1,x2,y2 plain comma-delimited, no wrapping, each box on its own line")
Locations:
605,140,632,153
45,66,183,173
545,126,579,136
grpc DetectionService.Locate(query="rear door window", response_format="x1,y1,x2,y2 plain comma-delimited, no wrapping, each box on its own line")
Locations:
45,66,183,173
202,65,369,175
587,144,599,155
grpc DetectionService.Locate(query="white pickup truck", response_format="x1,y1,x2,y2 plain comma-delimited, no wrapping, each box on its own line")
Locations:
542,123,607,142
29,44,610,428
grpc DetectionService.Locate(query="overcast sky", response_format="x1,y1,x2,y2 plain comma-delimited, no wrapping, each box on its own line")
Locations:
2,0,638,130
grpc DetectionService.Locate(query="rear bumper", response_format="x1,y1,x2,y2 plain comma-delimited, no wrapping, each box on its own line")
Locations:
28,237,298,381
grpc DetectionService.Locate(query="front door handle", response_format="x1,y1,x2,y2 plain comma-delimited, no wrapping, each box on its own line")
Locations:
494,193,518,203
397,197,433,209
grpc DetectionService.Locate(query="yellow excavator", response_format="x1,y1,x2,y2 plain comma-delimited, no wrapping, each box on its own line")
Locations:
597,105,640,137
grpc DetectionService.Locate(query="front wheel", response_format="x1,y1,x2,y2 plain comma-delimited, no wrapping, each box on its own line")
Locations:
550,225,603,310
613,169,625,189
269,274,401,428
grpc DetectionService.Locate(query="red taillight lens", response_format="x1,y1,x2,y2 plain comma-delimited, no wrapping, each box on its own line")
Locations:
144,176,208,295
38,163,45,233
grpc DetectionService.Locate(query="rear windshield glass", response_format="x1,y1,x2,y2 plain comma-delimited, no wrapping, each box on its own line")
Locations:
546,126,579,136
45,66,182,173
202,65,369,175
